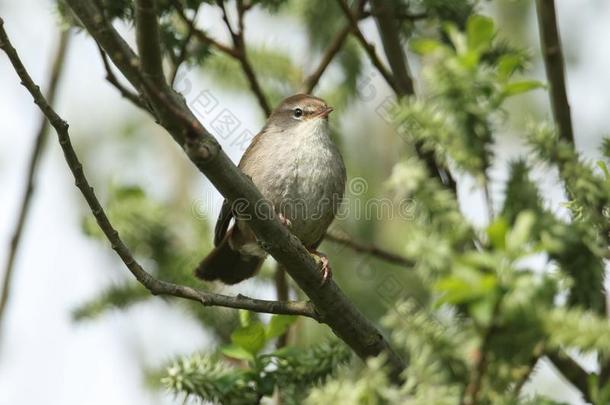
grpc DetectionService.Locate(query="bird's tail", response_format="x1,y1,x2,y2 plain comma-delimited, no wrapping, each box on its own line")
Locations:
195,231,263,285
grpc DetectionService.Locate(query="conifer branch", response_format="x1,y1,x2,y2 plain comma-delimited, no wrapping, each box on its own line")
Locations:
535,0,574,144
0,29,70,339
0,19,318,321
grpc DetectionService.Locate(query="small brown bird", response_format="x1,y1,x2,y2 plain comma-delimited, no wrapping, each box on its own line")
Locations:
196,94,346,284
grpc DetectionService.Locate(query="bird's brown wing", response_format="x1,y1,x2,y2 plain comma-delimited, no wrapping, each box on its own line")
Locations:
214,198,233,246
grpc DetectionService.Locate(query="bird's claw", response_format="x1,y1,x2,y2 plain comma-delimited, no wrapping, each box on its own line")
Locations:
278,212,292,228
310,250,332,286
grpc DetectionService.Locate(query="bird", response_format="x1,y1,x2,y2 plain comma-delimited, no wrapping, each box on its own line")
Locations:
195,94,346,285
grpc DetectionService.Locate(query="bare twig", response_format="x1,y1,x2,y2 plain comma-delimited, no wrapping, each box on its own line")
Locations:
97,46,150,111
50,1,408,381
300,0,366,94
169,6,200,86
300,25,351,94
0,29,70,338
0,20,318,321
535,0,574,144
325,231,413,267
219,0,271,116
335,0,398,94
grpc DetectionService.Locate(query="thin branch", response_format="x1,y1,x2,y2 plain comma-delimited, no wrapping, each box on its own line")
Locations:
221,0,271,116
0,29,70,338
335,0,398,94
535,0,574,144
300,0,366,94
512,342,544,399
172,0,239,58
547,351,593,403
0,20,318,321
300,25,351,94
325,231,413,267
49,1,408,381
169,6,199,86
135,0,167,87
274,264,290,348
368,0,414,96
97,46,150,111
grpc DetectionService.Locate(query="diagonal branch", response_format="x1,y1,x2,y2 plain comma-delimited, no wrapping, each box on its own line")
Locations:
173,2,238,57
97,46,150,111
325,231,413,267
48,0,407,381
300,0,366,94
335,0,398,94
0,29,70,339
368,0,414,96
368,0,456,193
535,0,574,144
0,20,317,321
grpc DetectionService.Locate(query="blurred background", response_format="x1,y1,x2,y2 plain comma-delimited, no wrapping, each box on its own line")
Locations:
1,0,610,404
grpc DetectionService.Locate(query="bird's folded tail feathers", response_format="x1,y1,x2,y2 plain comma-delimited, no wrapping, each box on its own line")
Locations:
195,230,263,285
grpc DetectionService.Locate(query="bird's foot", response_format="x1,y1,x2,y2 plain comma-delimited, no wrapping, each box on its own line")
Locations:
309,249,332,286
278,212,292,228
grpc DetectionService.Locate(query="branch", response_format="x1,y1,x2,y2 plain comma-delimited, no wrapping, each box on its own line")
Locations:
368,0,414,96
172,0,239,58
462,299,501,405
547,351,593,403
325,231,413,267
335,0,398,94
169,5,199,86
368,0,456,193
0,20,317,322
97,46,150,111
55,0,408,381
220,0,271,116
300,24,351,94
535,0,574,144
300,0,366,94
135,0,166,87
0,29,70,338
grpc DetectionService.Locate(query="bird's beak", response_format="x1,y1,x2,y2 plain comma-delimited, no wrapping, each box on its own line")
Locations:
315,106,334,119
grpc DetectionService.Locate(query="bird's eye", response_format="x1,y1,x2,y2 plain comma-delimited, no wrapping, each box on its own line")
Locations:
293,108,303,118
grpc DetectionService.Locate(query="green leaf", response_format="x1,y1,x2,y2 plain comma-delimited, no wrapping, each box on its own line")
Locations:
266,315,297,340
466,15,495,52
239,309,252,327
497,54,525,80
221,344,255,361
502,80,545,97
410,38,445,55
231,322,266,355
487,217,509,250
506,211,535,252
